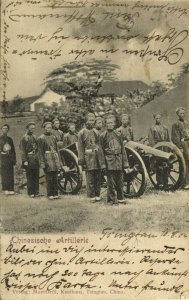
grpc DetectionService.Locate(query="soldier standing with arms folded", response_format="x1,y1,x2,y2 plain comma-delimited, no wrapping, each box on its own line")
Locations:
38,122,62,199
148,113,170,189
78,113,106,202
101,115,129,205
0,124,16,195
19,122,40,198
172,107,189,190
148,113,170,146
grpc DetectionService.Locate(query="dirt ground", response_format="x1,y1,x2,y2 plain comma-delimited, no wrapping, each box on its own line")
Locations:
0,116,189,234
1,187,189,234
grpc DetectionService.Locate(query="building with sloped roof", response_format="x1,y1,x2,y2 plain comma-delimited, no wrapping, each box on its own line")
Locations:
98,80,149,97
30,88,66,111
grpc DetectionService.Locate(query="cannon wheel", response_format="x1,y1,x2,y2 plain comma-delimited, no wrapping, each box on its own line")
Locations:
58,148,83,194
149,142,186,191
123,146,148,198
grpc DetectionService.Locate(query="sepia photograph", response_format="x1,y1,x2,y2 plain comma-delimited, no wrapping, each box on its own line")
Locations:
0,59,189,234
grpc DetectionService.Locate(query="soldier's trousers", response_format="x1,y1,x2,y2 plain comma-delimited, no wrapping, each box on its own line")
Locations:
156,166,168,187
107,170,124,202
85,170,101,198
184,160,189,185
45,171,58,197
1,163,14,191
26,168,39,196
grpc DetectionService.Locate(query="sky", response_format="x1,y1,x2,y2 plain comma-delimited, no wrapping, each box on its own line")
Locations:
1,0,189,100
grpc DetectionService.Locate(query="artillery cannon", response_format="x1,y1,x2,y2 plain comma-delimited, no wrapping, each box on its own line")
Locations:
58,143,83,194
123,141,186,197
57,140,186,198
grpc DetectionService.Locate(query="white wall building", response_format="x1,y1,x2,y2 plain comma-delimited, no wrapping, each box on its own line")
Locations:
30,88,66,111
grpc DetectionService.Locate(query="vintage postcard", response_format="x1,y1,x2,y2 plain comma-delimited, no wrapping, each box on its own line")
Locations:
0,0,189,299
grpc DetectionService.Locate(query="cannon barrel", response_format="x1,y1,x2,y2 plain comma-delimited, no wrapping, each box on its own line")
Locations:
126,141,173,161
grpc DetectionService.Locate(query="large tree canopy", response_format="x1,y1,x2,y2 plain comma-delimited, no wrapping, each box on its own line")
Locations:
45,60,120,101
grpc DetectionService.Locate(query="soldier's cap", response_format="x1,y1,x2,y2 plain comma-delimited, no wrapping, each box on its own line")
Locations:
95,116,103,122
153,113,161,118
105,114,115,122
86,113,95,120
121,113,129,118
60,116,66,121
26,122,35,129
68,122,76,127
43,121,52,128
176,107,185,115
1,123,10,130
52,118,59,124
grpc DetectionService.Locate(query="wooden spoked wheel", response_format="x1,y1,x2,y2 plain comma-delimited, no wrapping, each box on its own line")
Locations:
58,148,83,194
148,142,186,191
123,146,148,198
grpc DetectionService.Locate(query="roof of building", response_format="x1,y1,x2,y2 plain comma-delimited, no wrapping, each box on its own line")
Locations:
98,81,150,96
30,88,66,111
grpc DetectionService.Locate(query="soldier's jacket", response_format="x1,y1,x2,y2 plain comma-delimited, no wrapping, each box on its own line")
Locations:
43,113,51,123
172,120,189,160
148,124,170,146
19,133,39,168
52,128,64,141
100,130,129,170
78,128,105,170
63,132,78,148
0,134,16,167
94,128,105,135
172,120,189,148
52,128,64,149
116,125,134,143
37,133,61,171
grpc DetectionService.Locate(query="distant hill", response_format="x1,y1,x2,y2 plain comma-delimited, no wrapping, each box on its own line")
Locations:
131,74,189,140
99,80,149,96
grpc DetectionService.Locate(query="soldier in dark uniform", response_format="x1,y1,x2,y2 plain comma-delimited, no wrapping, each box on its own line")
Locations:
0,124,16,195
59,116,68,133
148,113,170,146
19,122,39,198
94,116,106,186
52,107,59,120
63,123,78,148
95,116,104,134
78,113,106,202
117,114,134,144
101,115,129,205
172,107,189,189
38,122,62,199
43,108,51,123
148,113,170,189
52,118,64,148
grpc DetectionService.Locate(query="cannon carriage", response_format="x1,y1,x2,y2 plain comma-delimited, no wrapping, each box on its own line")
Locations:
57,143,83,194
124,141,186,197
57,141,186,197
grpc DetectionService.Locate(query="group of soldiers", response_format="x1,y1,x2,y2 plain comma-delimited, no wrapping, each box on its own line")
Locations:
0,106,188,204
0,119,78,199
